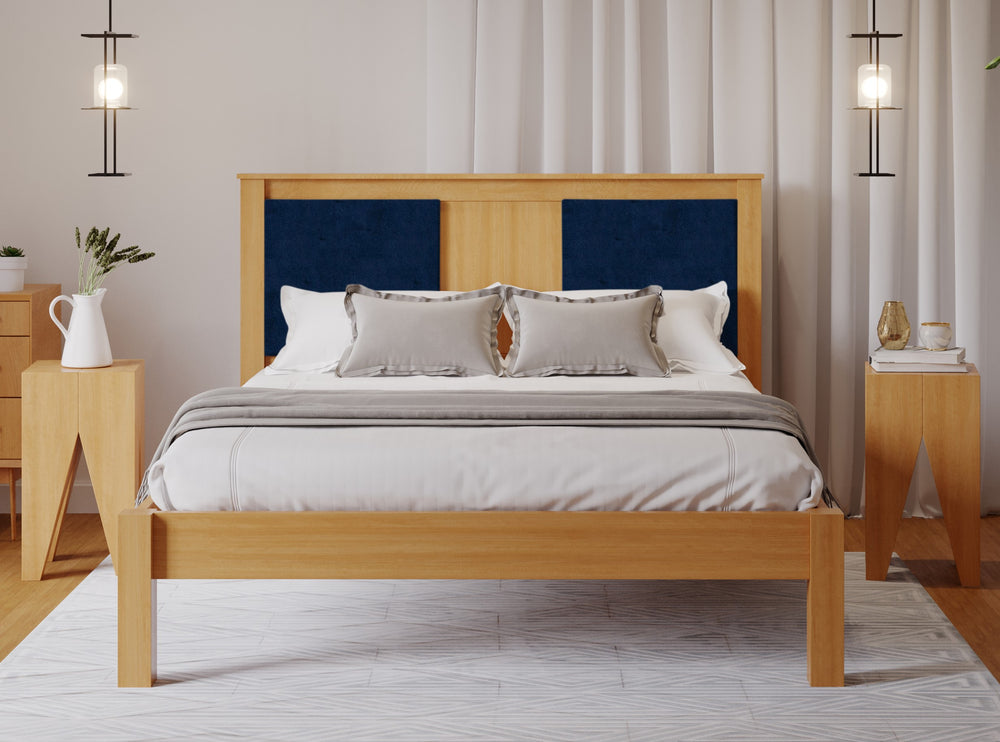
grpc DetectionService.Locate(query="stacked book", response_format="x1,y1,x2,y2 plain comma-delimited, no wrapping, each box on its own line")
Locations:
869,346,967,372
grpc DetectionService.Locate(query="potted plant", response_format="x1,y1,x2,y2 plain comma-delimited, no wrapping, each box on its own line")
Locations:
0,245,27,292
49,227,155,368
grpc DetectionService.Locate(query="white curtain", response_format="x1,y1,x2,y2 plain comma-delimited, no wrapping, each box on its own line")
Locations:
425,0,997,516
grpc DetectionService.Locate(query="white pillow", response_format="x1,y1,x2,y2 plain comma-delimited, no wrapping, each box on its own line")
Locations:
269,286,352,374
338,285,504,377
659,284,744,373
505,286,668,377
537,282,742,374
670,281,730,340
268,285,481,374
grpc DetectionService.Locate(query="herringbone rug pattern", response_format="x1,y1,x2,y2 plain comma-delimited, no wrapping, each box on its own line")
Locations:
1,554,998,741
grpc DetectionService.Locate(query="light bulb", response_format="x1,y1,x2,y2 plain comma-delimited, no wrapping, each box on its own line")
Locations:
98,77,124,103
860,74,887,101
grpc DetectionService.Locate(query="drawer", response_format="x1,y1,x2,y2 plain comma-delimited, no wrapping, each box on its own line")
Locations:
0,337,30,396
0,302,30,336
0,398,20,459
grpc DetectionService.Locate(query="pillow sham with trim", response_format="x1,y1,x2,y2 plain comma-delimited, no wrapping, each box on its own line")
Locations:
505,285,668,377
526,282,741,374
338,284,504,377
268,286,490,375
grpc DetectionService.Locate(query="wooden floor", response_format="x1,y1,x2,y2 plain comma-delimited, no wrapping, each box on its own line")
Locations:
843,515,1000,683
1,513,999,682
1,514,111,662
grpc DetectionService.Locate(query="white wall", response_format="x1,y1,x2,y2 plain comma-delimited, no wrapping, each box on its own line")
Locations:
0,1,431,510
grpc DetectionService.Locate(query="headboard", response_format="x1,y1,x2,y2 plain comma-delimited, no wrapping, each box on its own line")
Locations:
238,174,763,388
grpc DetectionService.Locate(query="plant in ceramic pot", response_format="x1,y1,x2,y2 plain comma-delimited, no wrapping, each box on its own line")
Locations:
49,227,155,368
0,245,27,292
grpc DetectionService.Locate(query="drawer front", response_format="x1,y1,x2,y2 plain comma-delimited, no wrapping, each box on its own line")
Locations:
0,337,30,396
0,302,30,335
0,398,20,459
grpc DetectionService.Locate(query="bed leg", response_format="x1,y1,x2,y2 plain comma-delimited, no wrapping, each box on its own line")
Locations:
806,505,844,687
118,509,157,687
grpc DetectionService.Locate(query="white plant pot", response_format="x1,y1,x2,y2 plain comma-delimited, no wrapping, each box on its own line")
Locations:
0,257,27,292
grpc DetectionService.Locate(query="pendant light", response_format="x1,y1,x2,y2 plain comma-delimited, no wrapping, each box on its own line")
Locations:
82,0,137,177
851,0,900,176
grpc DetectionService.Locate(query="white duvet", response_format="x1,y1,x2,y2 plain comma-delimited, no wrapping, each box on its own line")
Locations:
147,371,825,513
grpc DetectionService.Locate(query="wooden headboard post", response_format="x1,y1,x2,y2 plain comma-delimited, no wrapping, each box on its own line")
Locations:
238,174,763,389
240,177,266,384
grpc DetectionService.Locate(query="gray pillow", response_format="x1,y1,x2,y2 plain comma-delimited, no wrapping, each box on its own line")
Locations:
338,285,504,377
505,286,669,377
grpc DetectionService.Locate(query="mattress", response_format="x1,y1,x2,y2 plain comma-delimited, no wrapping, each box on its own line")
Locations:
146,371,825,513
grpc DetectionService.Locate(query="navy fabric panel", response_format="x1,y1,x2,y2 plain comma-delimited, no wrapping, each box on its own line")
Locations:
561,199,739,354
264,199,440,356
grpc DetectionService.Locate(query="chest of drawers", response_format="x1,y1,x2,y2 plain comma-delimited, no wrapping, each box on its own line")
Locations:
2,284,61,539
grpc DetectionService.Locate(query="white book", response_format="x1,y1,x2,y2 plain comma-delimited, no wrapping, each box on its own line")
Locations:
869,358,968,373
870,346,965,364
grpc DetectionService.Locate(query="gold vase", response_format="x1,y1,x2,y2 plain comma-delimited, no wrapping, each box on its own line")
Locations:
877,300,910,350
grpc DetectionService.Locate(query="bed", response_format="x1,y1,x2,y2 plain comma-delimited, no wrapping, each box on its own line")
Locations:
117,173,844,688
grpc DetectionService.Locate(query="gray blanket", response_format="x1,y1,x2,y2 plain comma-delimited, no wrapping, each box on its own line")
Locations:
137,387,833,506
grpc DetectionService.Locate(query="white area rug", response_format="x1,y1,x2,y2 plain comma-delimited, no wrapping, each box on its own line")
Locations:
1,553,998,742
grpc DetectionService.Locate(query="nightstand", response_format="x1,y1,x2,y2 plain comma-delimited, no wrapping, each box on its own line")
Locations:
0,284,61,540
21,359,144,580
864,363,980,587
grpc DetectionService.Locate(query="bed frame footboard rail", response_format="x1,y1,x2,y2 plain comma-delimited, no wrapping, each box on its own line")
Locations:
117,503,844,688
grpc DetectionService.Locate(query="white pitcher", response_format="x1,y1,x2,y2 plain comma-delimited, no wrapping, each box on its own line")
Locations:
49,288,113,368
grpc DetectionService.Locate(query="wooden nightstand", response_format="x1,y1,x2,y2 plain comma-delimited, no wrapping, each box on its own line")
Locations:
21,360,144,580
0,285,61,540
864,363,980,587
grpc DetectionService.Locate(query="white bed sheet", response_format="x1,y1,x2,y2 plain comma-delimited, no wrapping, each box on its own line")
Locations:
147,370,825,513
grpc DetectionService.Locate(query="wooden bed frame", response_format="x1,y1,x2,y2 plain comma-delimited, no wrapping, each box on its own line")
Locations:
118,174,844,688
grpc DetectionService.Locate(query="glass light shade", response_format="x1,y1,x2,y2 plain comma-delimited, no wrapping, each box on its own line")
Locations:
857,63,891,108
93,63,128,108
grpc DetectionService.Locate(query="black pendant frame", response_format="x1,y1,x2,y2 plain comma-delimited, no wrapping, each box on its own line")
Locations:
850,0,901,177
82,0,138,177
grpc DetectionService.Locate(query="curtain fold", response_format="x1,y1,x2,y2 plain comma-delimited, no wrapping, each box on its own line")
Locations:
425,0,996,515
541,0,571,172
665,0,712,173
